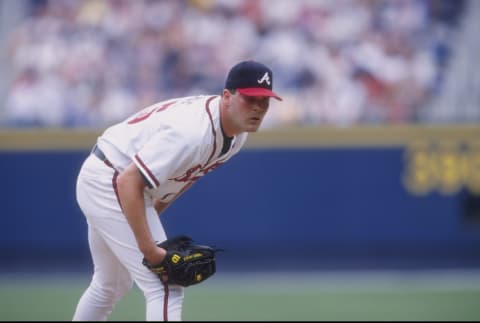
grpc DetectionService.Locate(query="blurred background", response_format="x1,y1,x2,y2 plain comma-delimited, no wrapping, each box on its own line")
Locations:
1,0,480,320
1,0,480,127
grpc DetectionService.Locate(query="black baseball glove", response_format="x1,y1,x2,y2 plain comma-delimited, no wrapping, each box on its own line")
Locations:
142,235,221,287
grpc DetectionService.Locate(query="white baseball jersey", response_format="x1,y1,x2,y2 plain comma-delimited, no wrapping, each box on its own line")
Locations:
96,95,248,204
75,95,249,321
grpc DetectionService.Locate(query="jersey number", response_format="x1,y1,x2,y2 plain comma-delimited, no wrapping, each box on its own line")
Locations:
127,101,177,124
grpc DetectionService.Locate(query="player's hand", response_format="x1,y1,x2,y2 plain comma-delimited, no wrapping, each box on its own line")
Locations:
142,235,221,287
143,245,167,267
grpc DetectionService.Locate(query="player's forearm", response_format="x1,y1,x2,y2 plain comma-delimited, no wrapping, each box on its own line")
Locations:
117,165,165,263
118,184,154,254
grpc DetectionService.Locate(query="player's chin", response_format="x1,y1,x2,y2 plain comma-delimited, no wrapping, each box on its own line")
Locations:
244,122,261,132
245,119,262,132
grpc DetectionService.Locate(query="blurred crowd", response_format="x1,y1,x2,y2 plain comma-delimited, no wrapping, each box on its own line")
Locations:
1,0,467,128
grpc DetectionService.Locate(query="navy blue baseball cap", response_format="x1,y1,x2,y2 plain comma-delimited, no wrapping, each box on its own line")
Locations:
225,60,282,101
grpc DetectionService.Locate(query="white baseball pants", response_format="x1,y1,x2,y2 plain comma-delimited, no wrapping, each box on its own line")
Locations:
72,154,184,321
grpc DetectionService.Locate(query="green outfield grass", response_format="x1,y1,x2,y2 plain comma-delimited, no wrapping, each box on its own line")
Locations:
1,271,480,321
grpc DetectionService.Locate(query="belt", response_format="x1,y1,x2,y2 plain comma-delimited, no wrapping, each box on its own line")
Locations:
92,144,114,168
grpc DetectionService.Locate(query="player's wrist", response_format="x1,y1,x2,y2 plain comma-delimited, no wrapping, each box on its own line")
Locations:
142,244,166,265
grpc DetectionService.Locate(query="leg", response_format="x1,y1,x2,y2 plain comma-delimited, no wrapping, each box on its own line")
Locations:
90,206,184,321
145,283,184,321
75,155,184,320
73,224,133,321
74,156,134,320
143,207,184,321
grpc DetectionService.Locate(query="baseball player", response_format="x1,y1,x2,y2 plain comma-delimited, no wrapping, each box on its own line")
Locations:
72,60,282,321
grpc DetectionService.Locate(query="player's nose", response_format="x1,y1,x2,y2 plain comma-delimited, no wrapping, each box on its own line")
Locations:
252,101,268,112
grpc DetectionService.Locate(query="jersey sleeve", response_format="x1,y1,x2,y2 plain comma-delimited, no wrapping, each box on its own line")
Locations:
133,126,198,189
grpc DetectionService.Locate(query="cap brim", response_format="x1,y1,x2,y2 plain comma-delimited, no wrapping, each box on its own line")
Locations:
237,88,283,101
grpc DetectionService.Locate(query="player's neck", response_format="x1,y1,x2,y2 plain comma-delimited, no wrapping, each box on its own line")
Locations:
219,101,237,138
220,121,233,140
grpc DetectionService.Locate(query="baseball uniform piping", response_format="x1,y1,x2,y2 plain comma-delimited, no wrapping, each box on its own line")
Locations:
134,154,160,188
112,170,123,211
163,283,169,321
204,95,218,166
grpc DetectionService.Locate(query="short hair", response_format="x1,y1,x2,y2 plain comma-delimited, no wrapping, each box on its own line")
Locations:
222,89,236,96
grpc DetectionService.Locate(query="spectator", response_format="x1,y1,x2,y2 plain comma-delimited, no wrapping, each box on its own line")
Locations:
1,0,468,128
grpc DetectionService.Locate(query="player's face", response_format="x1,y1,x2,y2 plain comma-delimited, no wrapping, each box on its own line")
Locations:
230,92,270,133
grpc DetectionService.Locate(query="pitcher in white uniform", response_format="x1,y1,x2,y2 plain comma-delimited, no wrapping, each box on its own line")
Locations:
73,60,282,321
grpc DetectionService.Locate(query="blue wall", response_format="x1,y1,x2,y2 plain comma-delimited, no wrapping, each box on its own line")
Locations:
2,140,479,270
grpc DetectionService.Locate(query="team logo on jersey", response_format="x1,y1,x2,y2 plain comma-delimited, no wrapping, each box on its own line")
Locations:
257,72,271,86
171,162,224,182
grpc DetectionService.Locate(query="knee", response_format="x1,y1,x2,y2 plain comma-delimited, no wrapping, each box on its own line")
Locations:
113,279,133,302
89,277,133,304
113,278,134,302
145,284,184,302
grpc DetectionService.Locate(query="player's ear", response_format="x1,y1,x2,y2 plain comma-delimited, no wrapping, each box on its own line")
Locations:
222,89,233,106
222,89,231,99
